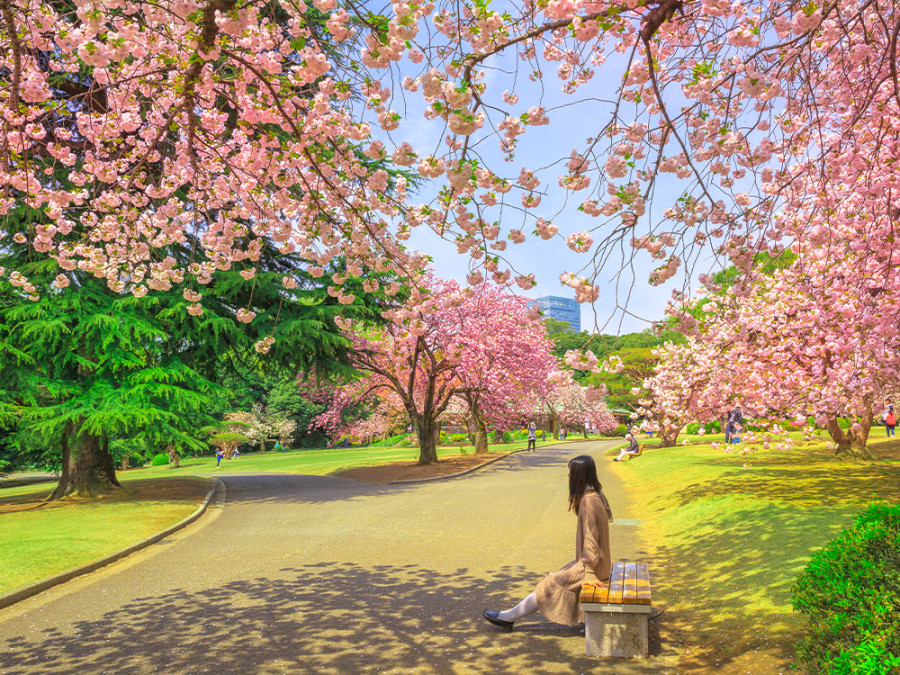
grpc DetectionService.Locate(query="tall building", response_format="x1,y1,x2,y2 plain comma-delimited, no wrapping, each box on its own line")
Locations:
531,295,581,332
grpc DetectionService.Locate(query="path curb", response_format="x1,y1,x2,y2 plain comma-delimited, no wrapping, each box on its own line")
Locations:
0,477,223,611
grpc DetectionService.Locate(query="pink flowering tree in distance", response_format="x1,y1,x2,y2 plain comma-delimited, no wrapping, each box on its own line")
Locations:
664,241,900,458
538,370,616,438
640,339,735,447
7,0,900,325
313,275,555,464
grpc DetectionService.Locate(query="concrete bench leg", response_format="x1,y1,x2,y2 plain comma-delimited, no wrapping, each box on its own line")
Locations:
582,604,650,658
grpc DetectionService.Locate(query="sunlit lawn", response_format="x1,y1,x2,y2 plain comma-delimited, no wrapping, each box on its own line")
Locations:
0,477,211,596
607,432,900,672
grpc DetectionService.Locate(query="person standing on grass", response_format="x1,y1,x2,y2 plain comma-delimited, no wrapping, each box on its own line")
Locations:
482,455,613,632
527,422,537,451
216,448,224,468
885,400,896,437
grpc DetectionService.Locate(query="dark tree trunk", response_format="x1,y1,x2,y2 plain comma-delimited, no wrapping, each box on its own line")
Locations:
464,395,489,454
493,429,504,444
473,415,488,454
657,419,681,448
49,425,120,500
415,416,439,465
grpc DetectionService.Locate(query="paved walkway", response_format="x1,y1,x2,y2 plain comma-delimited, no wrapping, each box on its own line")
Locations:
0,441,676,674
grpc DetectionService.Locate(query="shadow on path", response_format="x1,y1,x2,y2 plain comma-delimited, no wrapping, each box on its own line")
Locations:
0,563,668,674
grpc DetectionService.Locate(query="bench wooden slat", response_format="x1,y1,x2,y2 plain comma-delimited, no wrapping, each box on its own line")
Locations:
581,560,652,606
579,582,609,603
622,562,638,604
635,563,652,605
607,561,625,604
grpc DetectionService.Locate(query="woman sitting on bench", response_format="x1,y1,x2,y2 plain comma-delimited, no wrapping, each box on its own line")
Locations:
482,455,613,631
613,434,641,462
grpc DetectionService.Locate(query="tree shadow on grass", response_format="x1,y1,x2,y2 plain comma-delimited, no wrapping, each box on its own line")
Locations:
670,458,900,508
649,502,865,674
0,563,670,674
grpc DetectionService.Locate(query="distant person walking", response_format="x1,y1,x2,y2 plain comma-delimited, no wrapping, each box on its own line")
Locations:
527,422,537,451
885,400,896,437
725,406,744,444
482,455,613,632
215,448,224,468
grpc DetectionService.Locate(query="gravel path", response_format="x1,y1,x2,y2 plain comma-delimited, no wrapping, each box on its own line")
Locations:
0,440,676,674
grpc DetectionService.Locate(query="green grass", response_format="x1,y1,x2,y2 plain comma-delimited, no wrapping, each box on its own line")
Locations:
0,477,211,596
608,435,900,670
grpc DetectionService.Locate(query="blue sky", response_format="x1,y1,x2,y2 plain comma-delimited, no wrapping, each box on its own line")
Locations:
369,40,720,335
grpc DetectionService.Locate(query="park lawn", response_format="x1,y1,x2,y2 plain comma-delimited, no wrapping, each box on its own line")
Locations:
0,477,211,596
609,436,900,673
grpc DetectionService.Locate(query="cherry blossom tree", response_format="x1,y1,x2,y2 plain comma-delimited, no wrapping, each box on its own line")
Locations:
537,370,615,438
665,245,900,458
7,0,900,319
313,275,555,463
640,339,734,447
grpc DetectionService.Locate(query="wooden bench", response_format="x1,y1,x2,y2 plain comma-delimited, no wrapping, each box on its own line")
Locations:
580,560,652,658
620,443,645,461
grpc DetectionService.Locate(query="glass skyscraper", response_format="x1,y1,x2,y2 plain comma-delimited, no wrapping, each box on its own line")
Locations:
531,295,581,332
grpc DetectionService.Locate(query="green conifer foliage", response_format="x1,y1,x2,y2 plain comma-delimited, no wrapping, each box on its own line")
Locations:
1,255,221,498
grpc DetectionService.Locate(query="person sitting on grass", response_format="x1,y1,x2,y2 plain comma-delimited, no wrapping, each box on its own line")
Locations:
613,434,641,462
482,455,613,632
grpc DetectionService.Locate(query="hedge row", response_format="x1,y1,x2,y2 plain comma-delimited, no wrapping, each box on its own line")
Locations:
792,503,900,674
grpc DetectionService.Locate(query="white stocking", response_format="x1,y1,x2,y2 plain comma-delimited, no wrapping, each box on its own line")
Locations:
497,593,538,622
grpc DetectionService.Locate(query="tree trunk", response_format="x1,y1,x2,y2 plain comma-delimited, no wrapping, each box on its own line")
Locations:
48,425,119,500
493,429,504,444
657,421,680,448
258,438,266,453
825,414,874,460
473,413,488,454
415,416,439,465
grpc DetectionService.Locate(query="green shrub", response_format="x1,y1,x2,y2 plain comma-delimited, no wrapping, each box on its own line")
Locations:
130,453,145,468
150,453,170,466
503,430,514,442
449,433,467,444
688,421,722,434
613,424,628,436
791,503,900,674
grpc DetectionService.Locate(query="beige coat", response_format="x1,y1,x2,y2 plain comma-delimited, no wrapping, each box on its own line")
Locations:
534,489,612,625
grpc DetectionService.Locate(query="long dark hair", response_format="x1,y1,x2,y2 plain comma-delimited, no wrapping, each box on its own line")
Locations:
568,455,602,514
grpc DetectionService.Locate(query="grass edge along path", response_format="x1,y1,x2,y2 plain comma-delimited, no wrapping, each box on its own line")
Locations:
0,477,212,597
606,437,900,675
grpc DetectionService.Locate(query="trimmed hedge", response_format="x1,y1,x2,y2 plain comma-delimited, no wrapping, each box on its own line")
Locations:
150,453,170,466
791,503,900,674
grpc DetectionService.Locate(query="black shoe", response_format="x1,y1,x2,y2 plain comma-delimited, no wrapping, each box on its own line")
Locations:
482,609,514,632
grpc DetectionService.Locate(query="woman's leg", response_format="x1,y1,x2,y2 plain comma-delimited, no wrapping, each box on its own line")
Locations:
497,593,539,622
